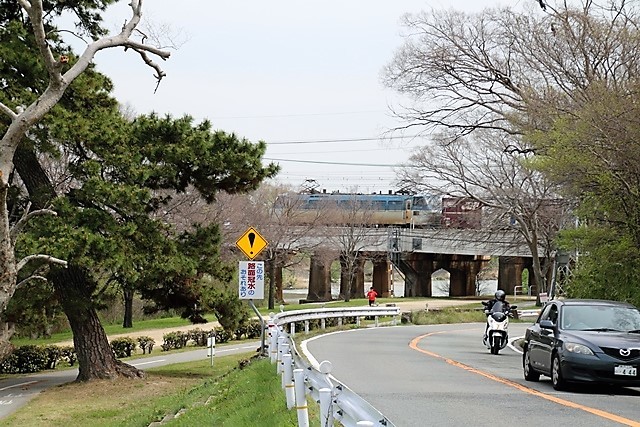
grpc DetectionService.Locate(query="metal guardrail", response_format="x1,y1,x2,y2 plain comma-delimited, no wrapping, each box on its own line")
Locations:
269,306,400,427
517,309,540,318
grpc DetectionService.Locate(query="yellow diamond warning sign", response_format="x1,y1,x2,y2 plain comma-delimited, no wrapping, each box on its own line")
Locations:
235,227,268,260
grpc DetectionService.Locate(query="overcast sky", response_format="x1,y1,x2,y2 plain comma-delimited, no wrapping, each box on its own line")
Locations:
90,0,519,193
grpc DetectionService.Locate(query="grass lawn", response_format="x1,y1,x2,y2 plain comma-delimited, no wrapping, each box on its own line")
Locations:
2,352,312,427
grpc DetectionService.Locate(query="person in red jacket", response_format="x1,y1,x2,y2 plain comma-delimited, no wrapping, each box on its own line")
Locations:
366,286,378,306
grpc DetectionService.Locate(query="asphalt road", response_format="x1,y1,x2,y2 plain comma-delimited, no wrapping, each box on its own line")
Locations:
304,324,640,426
0,340,260,421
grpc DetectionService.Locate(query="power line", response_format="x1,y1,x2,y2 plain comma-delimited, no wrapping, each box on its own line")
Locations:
212,110,387,119
264,157,404,167
267,134,425,145
271,147,411,155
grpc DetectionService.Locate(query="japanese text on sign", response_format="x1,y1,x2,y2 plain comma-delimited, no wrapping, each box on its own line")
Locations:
238,261,265,300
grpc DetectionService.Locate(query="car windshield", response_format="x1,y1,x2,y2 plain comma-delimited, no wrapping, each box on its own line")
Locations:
561,304,640,332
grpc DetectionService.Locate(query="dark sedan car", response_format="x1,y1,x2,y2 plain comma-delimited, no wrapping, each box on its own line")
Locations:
522,299,640,390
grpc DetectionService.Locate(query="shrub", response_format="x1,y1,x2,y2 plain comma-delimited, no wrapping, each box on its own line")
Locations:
214,327,232,344
136,336,155,354
110,337,137,358
61,346,76,366
0,354,18,374
245,320,263,339
43,345,62,369
161,331,189,351
188,329,209,347
0,345,48,373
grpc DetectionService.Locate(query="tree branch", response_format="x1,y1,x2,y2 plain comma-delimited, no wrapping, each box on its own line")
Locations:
16,255,68,273
0,103,18,121
10,206,57,245
16,275,48,290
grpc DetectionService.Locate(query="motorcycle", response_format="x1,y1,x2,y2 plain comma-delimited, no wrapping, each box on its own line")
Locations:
482,301,517,355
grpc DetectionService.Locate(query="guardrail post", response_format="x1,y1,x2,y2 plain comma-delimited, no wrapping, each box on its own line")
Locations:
269,323,279,364
293,368,309,427
304,320,309,334
338,317,343,326
290,322,296,337
281,343,290,388
283,353,295,409
277,335,286,374
356,316,360,327
374,316,379,327
321,318,326,329
319,388,333,427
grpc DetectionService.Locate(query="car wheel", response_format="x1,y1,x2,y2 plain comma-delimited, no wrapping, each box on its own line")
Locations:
551,354,566,391
523,347,540,382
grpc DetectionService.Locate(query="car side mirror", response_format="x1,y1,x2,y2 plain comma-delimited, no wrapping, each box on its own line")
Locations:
539,319,555,329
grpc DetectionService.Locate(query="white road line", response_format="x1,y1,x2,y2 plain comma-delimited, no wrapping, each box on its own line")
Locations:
0,381,37,392
132,359,166,366
509,335,524,354
218,345,256,353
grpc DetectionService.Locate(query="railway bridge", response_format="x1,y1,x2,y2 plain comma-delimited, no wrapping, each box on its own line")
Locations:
275,227,542,302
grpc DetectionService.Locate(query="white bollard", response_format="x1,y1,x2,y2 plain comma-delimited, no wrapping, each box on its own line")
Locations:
293,369,309,427
270,326,279,363
283,353,295,409
280,343,290,388
319,388,333,426
277,336,286,374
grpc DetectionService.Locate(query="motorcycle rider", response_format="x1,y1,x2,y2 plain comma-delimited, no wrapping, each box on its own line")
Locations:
483,289,511,343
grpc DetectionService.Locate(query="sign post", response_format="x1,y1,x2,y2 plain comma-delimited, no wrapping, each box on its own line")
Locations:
207,335,216,367
236,227,269,355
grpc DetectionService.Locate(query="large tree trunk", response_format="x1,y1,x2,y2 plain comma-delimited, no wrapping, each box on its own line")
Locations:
13,143,56,209
51,265,144,381
267,259,275,310
122,287,134,328
0,143,57,347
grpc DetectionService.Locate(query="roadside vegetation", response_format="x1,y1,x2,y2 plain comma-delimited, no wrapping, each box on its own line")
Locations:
2,302,533,425
2,352,311,427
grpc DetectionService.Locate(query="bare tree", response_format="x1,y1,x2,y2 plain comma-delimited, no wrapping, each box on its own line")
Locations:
382,1,640,139
382,1,637,294
240,185,331,309
327,195,386,302
398,129,574,295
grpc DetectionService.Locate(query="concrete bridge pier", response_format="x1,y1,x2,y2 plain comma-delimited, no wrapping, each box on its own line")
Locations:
498,256,535,295
306,254,332,301
399,253,434,297
447,255,491,297
372,258,392,297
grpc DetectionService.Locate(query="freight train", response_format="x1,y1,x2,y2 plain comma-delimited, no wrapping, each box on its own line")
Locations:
275,192,482,228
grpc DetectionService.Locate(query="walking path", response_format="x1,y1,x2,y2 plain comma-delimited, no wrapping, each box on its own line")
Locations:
54,298,511,347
